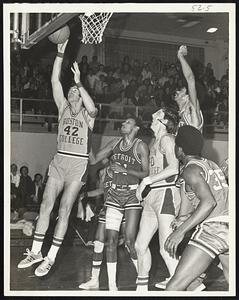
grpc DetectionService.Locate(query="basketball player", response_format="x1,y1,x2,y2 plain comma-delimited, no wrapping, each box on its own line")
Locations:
175,45,203,131
17,39,98,276
165,125,229,290
78,164,126,290
135,107,181,291
90,117,149,290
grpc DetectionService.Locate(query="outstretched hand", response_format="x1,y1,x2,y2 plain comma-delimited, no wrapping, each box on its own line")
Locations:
57,39,69,53
164,229,185,258
177,45,187,59
71,61,81,83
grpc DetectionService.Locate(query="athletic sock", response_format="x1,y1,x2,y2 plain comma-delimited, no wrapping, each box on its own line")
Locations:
47,236,64,261
91,241,104,281
107,262,117,288
136,276,149,291
31,231,45,254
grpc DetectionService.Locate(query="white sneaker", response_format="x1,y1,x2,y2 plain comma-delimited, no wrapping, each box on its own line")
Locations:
79,278,99,290
155,277,171,289
17,249,43,269
109,284,118,291
187,277,206,291
34,256,54,277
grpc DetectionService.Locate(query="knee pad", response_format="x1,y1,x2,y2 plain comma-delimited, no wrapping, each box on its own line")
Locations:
94,240,104,253
105,208,123,232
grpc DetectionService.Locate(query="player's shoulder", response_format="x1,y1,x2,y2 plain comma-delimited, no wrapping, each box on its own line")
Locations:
160,133,175,147
136,139,149,152
182,162,205,182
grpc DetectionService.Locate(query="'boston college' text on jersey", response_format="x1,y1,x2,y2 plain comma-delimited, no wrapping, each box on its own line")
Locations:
57,100,95,159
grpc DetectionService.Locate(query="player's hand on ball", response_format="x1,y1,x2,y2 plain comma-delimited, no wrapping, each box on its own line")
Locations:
177,45,187,58
57,39,69,53
71,61,81,83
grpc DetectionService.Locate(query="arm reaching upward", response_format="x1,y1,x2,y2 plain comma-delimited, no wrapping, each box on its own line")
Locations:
177,45,202,127
71,62,98,118
51,40,69,114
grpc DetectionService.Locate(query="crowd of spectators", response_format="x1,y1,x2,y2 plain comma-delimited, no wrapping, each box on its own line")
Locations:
11,163,45,220
11,51,229,127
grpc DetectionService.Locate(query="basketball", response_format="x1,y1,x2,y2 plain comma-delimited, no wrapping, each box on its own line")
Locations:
48,25,70,44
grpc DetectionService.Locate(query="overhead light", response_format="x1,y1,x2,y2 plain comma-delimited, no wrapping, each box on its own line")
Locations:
207,27,218,33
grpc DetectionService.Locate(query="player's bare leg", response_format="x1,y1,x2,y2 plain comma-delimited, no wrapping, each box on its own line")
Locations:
79,222,106,290
166,245,213,291
105,207,123,290
35,181,84,276
17,177,64,269
124,208,141,272
135,214,158,291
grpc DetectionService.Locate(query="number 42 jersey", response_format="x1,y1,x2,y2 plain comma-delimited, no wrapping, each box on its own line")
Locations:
57,100,95,159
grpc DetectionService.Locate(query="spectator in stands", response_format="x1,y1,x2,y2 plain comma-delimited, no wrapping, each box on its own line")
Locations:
94,74,108,103
18,166,34,216
141,62,152,81
110,77,124,100
89,55,100,74
131,59,141,81
96,64,107,78
29,173,44,212
164,75,176,95
158,71,169,88
204,62,214,84
149,57,160,77
112,66,121,80
77,57,88,87
125,79,138,105
120,63,132,89
87,68,98,96
11,163,20,216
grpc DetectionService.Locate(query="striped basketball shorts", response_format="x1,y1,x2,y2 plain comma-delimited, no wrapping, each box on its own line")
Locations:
142,186,181,217
98,205,126,224
105,187,142,211
48,153,88,184
189,221,229,259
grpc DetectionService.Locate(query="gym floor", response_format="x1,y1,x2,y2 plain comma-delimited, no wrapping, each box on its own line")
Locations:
10,233,228,292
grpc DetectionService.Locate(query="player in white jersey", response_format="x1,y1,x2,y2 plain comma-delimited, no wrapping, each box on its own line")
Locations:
17,39,98,276
165,126,229,290
175,45,203,132
135,107,181,291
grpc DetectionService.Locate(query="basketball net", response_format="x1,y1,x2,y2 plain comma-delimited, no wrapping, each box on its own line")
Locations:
79,13,113,44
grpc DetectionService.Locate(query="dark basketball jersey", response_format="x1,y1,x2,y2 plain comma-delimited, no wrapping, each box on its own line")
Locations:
149,134,177,187
57,100,95,159
182,158,228,221
103,167,113,197
111,138,142,186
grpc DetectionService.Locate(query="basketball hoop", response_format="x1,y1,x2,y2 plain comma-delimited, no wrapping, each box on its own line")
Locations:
79,13,113,44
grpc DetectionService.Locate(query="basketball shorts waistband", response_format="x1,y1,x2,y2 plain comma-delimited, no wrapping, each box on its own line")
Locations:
57,150,89,159
111,183,138,191
150,182,176,189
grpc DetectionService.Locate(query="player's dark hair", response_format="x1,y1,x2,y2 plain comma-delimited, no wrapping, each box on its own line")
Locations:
175,125,204,156
163,106,179,134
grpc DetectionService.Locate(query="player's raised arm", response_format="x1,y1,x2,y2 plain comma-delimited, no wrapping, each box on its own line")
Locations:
51,40,69,111
177,45,202,126
71,62,98,118
90,138,120,165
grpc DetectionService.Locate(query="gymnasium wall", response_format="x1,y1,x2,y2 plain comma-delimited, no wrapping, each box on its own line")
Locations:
10,131,228,179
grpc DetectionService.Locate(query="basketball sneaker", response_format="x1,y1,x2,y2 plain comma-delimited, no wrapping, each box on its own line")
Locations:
155,276,206,291
34,256,54,277
17,249,43,269
79,278,99,290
